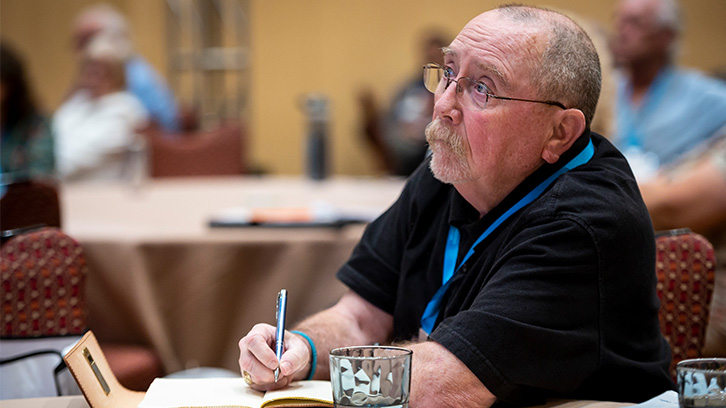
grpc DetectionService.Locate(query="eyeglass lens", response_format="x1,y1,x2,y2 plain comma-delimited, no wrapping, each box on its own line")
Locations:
423,64,444,94
423,64,490,110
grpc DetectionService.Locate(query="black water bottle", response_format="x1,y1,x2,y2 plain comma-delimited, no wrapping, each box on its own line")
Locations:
303,94,329,180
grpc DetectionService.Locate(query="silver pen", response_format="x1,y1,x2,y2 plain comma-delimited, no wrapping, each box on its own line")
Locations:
274,289,288,382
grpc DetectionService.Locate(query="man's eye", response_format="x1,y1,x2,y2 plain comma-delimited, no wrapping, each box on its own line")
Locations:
443,67,455,78
474,82,489,94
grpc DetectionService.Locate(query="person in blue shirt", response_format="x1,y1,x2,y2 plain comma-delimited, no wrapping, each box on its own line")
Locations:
610,0,726,180
70,3,180,132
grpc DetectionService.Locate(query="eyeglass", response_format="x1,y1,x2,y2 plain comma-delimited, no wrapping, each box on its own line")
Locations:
422,63,567,111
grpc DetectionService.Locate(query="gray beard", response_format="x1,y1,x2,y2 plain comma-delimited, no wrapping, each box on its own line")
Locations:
425,119,473,184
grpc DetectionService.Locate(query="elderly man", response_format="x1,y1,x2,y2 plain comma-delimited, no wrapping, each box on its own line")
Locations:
610,0,726,177
239,5,674,406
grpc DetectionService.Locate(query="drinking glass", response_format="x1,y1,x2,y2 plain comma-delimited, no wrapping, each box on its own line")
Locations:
677,358,726,408
329,346,412,408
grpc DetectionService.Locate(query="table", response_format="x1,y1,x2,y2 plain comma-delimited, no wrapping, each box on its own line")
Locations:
60,176,406,373
0,395,635,408
1,396,90,408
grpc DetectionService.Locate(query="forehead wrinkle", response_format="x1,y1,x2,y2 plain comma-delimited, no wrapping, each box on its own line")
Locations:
464,17,552,93
442,46,508,86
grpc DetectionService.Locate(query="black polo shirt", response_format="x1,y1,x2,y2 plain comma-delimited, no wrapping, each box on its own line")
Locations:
337,132,674,405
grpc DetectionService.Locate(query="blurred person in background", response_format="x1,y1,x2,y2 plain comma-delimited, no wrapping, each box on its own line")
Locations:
359,31,448,176
638,126,726,357
610,0,726,181
0,41,55,182
53,34,148,182
70,3,180,132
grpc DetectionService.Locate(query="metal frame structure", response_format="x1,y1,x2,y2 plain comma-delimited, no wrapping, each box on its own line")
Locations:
165,0,250,128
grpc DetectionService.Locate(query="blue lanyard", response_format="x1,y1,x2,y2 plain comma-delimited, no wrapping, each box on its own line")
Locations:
420,139,595,335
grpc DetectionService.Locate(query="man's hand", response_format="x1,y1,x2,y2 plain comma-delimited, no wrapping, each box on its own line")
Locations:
238,324,311,391
238,291,393,390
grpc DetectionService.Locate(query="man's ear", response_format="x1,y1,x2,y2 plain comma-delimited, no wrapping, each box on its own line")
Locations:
541,109,586,164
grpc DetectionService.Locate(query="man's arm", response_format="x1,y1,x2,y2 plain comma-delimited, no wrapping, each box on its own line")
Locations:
640,158,726,235
297,294,497,407
291,290,394,381
407,341,497,408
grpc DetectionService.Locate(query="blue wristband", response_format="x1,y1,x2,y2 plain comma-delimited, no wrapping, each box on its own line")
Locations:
291,330,316,380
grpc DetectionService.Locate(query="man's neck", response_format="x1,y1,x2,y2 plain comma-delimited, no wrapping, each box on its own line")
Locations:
454,183,497,219
627,58,669,106
453,166,541,219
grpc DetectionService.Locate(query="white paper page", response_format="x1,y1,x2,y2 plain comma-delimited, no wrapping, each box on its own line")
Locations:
633,390,678,408
260,380,333,406
138,378,264,408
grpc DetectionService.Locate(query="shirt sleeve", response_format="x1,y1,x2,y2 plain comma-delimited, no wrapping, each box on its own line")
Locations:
126,57,179,132
430,215,602,405
336,167,426,314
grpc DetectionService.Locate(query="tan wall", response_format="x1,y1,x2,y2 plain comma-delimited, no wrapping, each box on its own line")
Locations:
3,0,726,176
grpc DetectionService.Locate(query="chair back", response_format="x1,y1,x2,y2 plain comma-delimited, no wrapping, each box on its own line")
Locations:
655,229,716,378
0,179,61,231
0,227,87,398
146,121,246,178
1,227,87,337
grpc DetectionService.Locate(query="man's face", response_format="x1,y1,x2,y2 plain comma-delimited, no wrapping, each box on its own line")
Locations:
611,0,671,66
80,58,114,98
426,11,556,195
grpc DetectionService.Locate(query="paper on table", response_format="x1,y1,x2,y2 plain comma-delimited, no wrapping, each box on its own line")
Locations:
137,378,334,408
632,390,678,408
260,380,334,407
138,378,263,408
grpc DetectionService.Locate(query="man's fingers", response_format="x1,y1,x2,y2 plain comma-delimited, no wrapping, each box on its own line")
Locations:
238,324,280,385
247,332,280,369
279,332,311,377
238,325,312,388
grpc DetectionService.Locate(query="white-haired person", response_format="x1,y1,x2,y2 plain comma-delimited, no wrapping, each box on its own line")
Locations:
610,0,726,180
70,3,180,132
53,34,148,181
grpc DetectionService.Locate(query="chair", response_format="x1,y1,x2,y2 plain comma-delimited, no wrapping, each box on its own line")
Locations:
0,179,61,231
0,227,163,396
145,121,246,178
655,228,716,379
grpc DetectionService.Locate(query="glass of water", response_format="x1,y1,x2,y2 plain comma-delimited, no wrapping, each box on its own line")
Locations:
329,346,412,408
677,358,726,408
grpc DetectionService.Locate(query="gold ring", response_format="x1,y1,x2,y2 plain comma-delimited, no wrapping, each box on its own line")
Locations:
243,370,254,385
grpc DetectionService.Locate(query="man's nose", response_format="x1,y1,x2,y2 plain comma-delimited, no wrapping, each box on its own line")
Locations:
433,81,463,124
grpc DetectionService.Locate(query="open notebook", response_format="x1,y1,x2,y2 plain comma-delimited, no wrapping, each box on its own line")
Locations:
63,331,332,408
139,378,333,408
